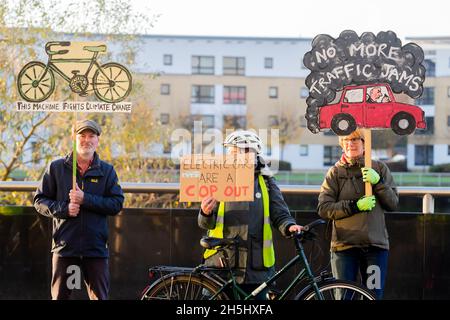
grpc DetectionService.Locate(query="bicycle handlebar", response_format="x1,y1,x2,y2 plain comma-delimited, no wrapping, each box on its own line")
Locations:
292,218,326,240
302,219,326,233
45,41,71,55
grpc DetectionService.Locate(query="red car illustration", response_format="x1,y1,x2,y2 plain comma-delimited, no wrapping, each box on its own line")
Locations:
318,83,426,135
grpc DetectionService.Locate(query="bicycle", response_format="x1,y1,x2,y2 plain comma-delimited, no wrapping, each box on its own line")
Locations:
17,41,132,103
140,219,376,300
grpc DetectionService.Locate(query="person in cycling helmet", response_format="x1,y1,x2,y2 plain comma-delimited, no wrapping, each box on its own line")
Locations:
198,130,302,299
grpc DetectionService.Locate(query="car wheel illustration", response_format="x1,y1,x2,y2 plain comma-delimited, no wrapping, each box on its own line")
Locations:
331,113,356,136
391,112,416,135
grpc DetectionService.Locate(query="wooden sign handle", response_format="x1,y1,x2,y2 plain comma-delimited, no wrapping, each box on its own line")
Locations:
72,112,77,191
363,128,372,196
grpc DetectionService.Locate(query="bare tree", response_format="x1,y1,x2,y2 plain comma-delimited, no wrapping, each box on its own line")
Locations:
269,109,300,161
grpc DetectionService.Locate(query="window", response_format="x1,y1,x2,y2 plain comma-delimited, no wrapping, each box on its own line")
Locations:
415,116,434,135
448,145,450,156
191,115,215,132
191,85,214,103
223,86,246,104
192,56,214,74
264,57,273,69
268,115,279,126
366,86,390,103
223,115,246,130
415,145,433,165
423,59,436,77
160,84,170,95
223,57,245,75
299,145,308,156
448,116,450,127
415,87,434,105
201,115,215,129
300,87,309,98
160,113,170,125
163,54,172,66
344,88,364,103
269,87,278,99
447,86,450,97
324,146,341,166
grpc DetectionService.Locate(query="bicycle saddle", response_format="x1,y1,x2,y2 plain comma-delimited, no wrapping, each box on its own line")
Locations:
83,45,107,53
200,236,237,249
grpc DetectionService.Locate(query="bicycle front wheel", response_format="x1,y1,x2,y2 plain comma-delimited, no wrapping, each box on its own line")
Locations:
17,61,55,102
141,273,229,300
295,279,376,300
93,62,132,103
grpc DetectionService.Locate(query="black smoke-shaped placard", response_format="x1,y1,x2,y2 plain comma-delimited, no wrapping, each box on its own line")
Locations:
303,30,426,133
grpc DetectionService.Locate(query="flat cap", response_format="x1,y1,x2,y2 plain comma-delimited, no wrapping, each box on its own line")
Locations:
75,119,102,135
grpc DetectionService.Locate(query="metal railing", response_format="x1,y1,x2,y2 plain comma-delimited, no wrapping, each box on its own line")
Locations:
1,181,448,214
273,171,450,187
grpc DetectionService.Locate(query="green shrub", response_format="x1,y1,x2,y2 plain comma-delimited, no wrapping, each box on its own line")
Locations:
429,163,450,172
271,160,292,171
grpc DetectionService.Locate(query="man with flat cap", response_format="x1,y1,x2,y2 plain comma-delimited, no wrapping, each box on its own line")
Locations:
34,119,124,300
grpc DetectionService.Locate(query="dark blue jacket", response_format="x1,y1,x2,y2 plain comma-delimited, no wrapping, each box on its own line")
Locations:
34,152,124,258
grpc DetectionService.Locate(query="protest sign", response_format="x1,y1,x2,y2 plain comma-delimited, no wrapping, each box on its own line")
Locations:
180,154,255,202
303,30,427,195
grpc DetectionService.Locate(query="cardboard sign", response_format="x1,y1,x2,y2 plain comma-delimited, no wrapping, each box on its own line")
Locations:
302,30,426,135
302,30,428,196
179,154,255,202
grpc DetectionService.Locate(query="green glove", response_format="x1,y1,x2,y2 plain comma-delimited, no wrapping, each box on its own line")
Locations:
357,195,376,212
361,167,380,185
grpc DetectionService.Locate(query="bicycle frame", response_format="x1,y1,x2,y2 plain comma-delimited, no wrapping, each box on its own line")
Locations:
206,235,325,300
37,51,109,90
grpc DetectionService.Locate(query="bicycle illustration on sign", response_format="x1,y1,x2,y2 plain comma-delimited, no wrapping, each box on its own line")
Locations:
17,41,132,103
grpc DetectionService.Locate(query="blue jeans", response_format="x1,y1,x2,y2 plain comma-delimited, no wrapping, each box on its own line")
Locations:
330,246,388,300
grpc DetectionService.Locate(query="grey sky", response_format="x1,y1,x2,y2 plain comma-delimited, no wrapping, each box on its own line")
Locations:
139,0,450,40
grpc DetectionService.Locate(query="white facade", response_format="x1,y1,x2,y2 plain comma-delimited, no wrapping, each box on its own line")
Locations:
135,35,311,78
282,144,325,170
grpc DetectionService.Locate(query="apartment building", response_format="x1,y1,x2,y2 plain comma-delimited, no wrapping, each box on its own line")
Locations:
404,37,450,170
133,35,330,169
126,35,450,170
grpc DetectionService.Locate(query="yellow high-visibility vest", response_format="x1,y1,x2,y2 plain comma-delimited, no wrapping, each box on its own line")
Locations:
203,175,275,268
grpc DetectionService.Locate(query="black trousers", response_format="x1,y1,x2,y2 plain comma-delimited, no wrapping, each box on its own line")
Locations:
51,255,109,300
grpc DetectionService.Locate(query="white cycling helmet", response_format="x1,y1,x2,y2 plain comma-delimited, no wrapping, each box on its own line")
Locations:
223,130,263,155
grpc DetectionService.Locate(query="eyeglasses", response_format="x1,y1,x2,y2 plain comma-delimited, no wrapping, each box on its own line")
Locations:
343,137,362,143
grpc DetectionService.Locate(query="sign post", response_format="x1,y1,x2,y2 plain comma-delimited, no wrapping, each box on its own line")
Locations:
364,128,372,196
72,112,77,191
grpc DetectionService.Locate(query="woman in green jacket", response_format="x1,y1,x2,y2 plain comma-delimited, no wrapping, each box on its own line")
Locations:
318,128,398,299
